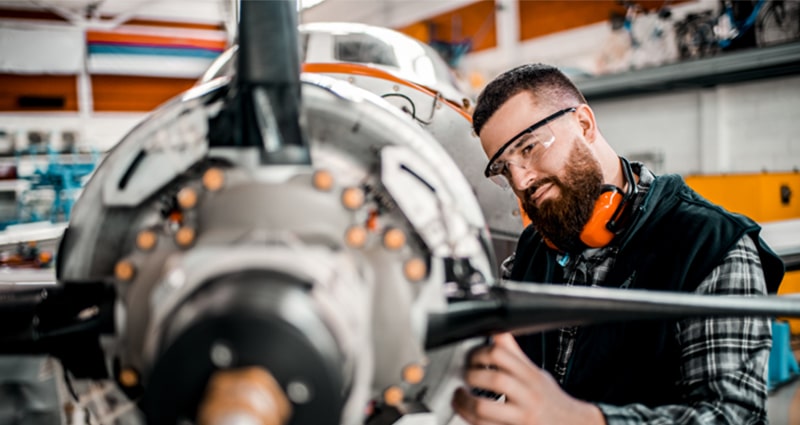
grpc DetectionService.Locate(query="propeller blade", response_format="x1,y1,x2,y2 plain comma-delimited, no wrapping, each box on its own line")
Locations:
426,281,800,349
213,0,309,165
0,282,114,352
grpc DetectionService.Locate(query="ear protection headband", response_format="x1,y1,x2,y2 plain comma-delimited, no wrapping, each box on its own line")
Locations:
579,156,638,248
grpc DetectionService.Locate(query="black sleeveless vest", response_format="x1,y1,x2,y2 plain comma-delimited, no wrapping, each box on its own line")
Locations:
509,174,784,406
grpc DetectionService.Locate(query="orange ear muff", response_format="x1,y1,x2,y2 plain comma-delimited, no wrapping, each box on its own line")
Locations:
580,186,623,248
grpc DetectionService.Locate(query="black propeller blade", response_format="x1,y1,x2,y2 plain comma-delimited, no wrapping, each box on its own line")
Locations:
426,281,800,349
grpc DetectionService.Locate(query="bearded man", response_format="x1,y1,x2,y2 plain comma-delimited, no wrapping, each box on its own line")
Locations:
451,63,784,425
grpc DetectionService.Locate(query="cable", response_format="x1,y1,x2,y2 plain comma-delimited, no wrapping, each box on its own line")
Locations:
381,92,417,119
380,93,434,125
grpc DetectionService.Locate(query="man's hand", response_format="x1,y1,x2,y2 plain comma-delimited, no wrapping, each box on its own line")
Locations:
451,333,606,425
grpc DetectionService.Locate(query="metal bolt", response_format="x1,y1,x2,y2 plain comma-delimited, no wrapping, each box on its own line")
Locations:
287,380,312,404
167,269,186,289
210,342,234,368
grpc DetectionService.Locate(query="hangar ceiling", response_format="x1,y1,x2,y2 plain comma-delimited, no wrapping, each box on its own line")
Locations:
0,0,474,29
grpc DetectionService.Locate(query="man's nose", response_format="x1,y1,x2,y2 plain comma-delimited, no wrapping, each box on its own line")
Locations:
508,163,536,191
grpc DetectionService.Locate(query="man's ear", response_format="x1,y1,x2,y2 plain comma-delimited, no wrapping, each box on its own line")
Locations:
576,104,597,143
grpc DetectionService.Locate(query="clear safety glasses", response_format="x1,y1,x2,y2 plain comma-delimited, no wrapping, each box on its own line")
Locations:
483,107,577,188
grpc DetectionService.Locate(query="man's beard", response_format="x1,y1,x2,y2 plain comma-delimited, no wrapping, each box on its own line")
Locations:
521,141,604,253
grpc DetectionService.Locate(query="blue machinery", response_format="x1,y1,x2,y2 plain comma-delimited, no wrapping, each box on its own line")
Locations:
8,149,99,227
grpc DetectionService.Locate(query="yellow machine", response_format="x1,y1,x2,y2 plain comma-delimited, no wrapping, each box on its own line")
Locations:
687,171,800,332
685,171,800,223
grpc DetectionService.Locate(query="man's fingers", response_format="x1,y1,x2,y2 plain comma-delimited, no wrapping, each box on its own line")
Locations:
463,368,527,402
468,337,533,375
493,333,527,359
452,387,518,425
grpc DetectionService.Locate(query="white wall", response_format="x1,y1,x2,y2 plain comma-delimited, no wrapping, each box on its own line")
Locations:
592,90,701,175
591,74,800,175
720,76,800,172
0,22,83,74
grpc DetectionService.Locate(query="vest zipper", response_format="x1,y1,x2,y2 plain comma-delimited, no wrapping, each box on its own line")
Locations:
563,329,581,385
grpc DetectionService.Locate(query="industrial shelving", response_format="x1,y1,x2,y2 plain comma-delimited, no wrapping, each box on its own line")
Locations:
577,41,800,100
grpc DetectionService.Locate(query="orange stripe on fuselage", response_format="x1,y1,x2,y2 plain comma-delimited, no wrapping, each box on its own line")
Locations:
302,62,472,123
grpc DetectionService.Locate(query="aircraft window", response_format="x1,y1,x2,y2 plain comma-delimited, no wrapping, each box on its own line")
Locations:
334,34,399,67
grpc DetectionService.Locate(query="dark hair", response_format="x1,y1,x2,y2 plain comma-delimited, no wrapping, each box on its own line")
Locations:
472,63,587,136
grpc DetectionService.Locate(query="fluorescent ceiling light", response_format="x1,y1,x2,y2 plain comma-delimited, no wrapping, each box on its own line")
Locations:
298,0,327,10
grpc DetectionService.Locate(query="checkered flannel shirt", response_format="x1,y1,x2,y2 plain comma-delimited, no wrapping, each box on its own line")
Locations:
501,164,772,424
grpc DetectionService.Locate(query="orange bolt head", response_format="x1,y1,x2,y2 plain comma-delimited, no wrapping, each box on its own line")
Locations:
177,187,198,209
115,260,135,282
403,258,427,282
203,168,225,192
341,187,365,210
136,230,157,251
402,364,425,384
313,170,334,191
383,228,406,250
345,226,367,248
119,368,139,387
175,227,196,247
383,386,404,406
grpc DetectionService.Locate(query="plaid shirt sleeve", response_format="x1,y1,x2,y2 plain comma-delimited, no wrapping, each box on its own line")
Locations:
500,253,515,280
597,235,773,425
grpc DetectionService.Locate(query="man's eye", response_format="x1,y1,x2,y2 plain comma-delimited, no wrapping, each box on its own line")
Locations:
521,142,536,156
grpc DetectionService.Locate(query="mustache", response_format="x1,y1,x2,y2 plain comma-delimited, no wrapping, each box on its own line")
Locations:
524,176,560,200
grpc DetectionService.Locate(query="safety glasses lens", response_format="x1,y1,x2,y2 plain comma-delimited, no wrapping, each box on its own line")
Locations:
488,174,511,190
